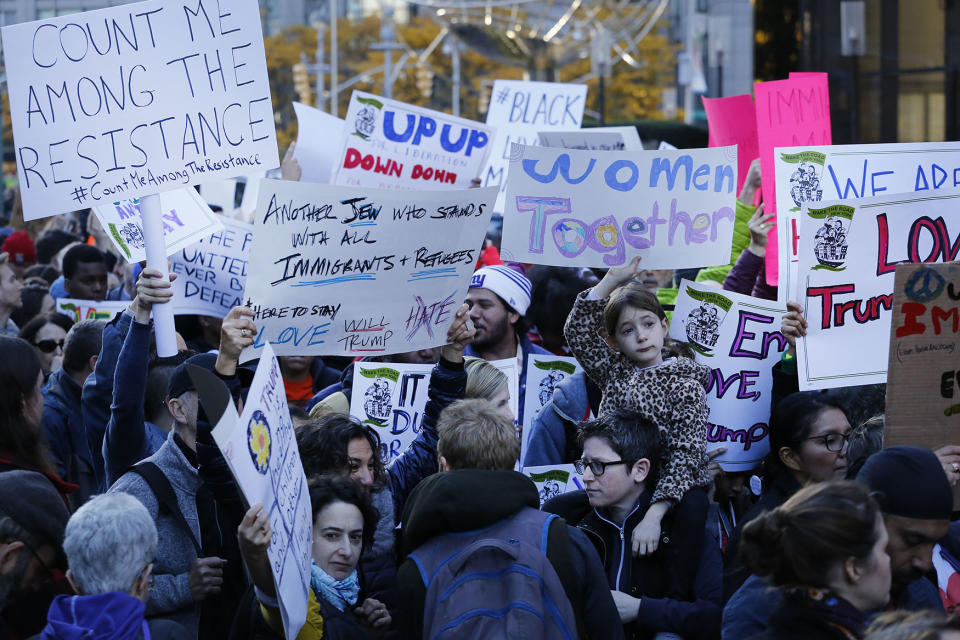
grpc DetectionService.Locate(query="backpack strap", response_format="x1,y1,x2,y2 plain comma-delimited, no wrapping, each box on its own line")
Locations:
130,462,202,555
544,515,585,639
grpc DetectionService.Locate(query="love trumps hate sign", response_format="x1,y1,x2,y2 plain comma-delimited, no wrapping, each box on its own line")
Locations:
500,143,738,269
240,181,496,361
2,0,279,220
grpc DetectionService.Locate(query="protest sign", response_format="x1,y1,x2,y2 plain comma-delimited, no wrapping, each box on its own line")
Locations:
170,217,252,317
200,179,240,212
774,142,960,298
56,298,129,322
484,80,587,210
2,0,279,220
208,344,311,640
520,356,582,463
670,280,787,471
755,75,832,284
500,143,738,269
883,262,960,454
537,126,642,151
490,357,520,424
703,94,759,194
240,181,496,361
93,188,223,263
333,91,493,191
523,465,583,507
793,192,960,390
659,141,678,151
350,361,433,465
292,102,344,184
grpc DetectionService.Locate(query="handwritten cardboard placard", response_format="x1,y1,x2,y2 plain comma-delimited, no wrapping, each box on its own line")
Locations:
210,343,311,640
56,298,129,322
170,216,252,317
292,102,344,184
333,91,493,191
883,262,960,456
484,80,587,210
240,181,496,361
500,143,738,269
670,280,787,471
755,75,832,285
793,193,960,390
93,188,223,263
2,0,279,220
537,126,642,151
767,140,960,302
523,464,583,507
520,356,582,464
703,94,759,194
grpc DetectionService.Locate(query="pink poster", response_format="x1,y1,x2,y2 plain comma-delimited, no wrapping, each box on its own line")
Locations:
703,95,758,194
755,75,831,285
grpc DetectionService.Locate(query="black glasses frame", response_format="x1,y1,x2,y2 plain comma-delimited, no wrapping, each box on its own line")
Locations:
573,458,632,476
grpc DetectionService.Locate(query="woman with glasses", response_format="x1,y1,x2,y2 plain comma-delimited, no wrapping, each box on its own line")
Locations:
18,311,73,375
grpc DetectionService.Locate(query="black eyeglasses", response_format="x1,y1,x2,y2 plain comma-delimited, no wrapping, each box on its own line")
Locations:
34,339,65,353
803,432,851,452
574,458,631,476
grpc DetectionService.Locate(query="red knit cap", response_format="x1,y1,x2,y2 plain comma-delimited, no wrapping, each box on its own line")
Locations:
2,231,36,265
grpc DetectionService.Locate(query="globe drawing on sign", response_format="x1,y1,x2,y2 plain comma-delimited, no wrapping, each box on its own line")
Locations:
247,410,272,475
363,378,393,424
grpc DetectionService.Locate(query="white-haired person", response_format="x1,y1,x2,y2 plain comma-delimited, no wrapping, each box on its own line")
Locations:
32,493,188,640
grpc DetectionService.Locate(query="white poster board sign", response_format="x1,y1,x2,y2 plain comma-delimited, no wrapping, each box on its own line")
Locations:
241,181,496,361
538,126,643,151
774,142,960,298
56,298,129,322
484,80,587,210
793,193,960,390
523,464,583,507
2,0,279,220
333,91,493,190
670,280,787,471
490,357,520,424
170,217,252,317
500,144,738,269
293,102,344,184
211,344,311,640
94,188,223,263
520,356,582,464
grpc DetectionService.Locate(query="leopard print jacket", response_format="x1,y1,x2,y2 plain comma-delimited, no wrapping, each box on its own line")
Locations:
564,290,712,504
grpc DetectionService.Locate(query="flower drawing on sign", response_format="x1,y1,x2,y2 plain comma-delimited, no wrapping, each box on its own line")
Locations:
353,96,383,140
247,410,272,474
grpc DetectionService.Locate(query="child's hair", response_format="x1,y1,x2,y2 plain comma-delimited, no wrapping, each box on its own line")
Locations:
603,281,666,336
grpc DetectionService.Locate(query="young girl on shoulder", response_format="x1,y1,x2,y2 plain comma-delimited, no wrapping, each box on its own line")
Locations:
564,255,711,560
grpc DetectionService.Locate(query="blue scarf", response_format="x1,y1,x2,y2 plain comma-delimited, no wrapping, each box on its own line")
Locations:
310,563,359,611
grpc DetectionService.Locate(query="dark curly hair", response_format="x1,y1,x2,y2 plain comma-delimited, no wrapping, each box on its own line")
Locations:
308,474,380,553
296,412,386,489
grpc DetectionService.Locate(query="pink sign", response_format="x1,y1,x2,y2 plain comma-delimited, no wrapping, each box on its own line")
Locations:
703,95,758,194
755,75,831,285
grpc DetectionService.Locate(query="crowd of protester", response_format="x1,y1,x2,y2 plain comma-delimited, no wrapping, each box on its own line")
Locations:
1,153,960,640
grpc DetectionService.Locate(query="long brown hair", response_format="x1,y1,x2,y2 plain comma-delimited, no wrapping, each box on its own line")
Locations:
0,336,55,474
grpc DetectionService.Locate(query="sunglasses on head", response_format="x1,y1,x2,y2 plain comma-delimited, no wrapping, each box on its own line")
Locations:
34,339,64,353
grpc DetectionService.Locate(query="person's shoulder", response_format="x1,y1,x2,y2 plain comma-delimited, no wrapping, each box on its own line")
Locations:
542,490,591,523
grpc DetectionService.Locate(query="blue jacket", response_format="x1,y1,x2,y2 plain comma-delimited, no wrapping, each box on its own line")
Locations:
464,332,550,427
82,309,132,490
36,592,187,640
522,370,600,468
103,319,169,487
41,368,96,503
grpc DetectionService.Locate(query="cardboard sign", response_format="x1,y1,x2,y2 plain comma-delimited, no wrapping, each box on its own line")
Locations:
755,75,832,285
523,464,583,507
537,126,642,151
209,344,311,640
240,181,496,361
703,94,759,194
670,280,787,471
292,102,344,184
93,188,223,263
333,91,493,191
483,80,587,210
3,0,279,220
500,143,738,269
170,217,252,317
883,262,960,452
520,356,582,464
56,298,129,322
793,193,960,390
768,141,960,300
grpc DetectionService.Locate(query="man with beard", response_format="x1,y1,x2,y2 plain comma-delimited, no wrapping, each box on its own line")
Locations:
464,265,549,426
0,471,71,639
